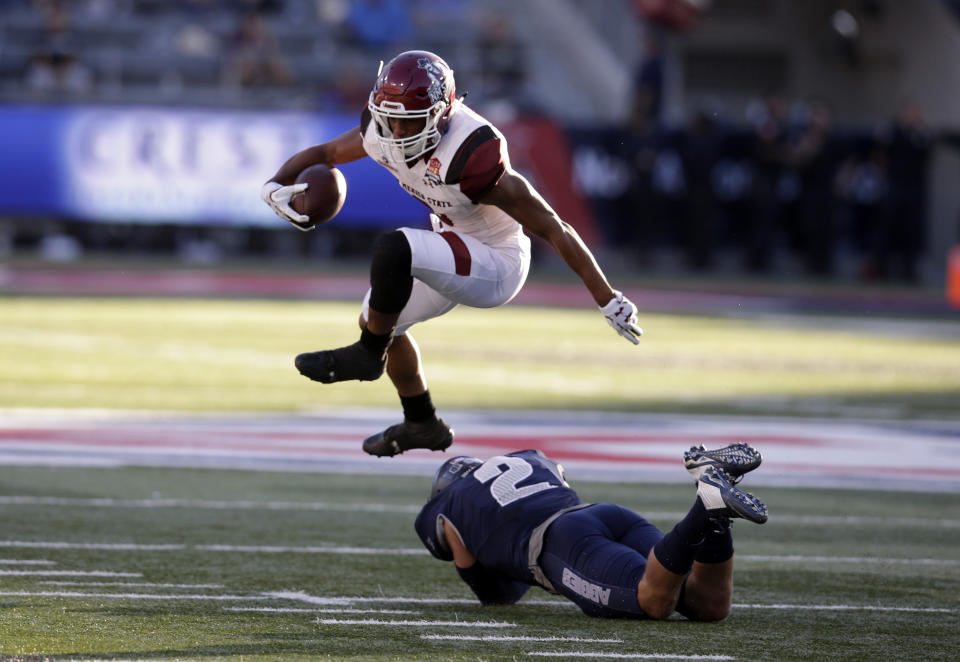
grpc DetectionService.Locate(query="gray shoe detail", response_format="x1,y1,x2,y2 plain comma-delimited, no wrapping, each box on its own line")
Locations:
362,418,454,457
684,442,762,483
697,467,768,524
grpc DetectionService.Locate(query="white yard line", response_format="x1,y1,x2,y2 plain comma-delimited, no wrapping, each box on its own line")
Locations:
0,541,185,550
525,654,734,660
732,603,956,614
39,581,225,588
265,591,481,606
193,544,425,555
3,497,958,529
2,540,955,567
740,555,958,565
0,588,952,615
421,634,624,643
0,570,141,577
0,495,419,514
0,591,261,601
227,607,420,615
0,559,55,565
315,617,516,628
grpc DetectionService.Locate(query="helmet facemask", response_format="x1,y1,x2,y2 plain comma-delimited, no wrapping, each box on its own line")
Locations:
368,94,446,166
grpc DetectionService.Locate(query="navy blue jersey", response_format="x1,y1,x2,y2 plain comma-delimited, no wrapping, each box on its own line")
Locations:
415,450,581,583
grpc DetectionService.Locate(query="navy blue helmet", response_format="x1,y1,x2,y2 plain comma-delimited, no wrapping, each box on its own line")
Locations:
430,455,483,497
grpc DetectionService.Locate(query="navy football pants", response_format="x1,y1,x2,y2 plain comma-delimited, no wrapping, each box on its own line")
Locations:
539,503,664,618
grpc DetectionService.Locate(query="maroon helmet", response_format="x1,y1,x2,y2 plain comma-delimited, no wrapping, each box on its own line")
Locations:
368,50,458,164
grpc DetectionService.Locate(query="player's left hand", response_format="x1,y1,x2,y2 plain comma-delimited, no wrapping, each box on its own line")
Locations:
260,181,310,228
600,290,643,345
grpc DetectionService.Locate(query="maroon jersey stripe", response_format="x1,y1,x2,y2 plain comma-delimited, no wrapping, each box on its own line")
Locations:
439,232,471,276
445,125,497,184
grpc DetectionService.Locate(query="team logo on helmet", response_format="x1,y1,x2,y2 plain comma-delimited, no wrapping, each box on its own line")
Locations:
418,57,446,104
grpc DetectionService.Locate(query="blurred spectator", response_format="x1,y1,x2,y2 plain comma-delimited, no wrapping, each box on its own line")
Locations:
224,11,293,87
342,0,412,53
877,101,932,282
631,33,665,127
746,94,789,272
25,50,93,96
75,0,125,19
712,131,759,271
318,61,371,112
678,107,723,269
237,0,285,14
835,140,889,279
784,101,840,275
474,14,525,107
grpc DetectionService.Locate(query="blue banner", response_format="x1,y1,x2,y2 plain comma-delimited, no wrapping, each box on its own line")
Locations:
0,104,425,229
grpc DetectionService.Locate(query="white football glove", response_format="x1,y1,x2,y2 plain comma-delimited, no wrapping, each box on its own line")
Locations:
260,180,311,230
600,290,643,345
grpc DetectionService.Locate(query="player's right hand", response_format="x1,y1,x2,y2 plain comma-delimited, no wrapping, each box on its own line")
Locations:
600,290,643,345
260,181,310,228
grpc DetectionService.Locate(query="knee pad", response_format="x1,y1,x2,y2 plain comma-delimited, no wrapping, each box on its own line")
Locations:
369,230,413,315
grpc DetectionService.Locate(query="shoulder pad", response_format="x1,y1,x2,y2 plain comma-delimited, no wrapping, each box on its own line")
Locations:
445,125,498,185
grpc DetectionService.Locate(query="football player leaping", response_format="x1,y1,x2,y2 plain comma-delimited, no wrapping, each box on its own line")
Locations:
261,50,643,458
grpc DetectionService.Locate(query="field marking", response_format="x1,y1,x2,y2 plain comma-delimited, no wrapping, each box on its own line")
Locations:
39,581,225,588
0,559,55,565
0,495,419,514
315,617,516,628
269,593,957,615
227,607,420,615
1,588,953,615
4,496,959,530
422,634,624,643
193,544,424,555
3,540,956,568
733,602,956,614
525,654,734,660
265,591,472,606
0,591,262,601
0,540,185,551
0,570,141,577
740,555,959,566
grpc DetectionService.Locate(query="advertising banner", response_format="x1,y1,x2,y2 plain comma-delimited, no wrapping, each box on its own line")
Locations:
0,104,425,229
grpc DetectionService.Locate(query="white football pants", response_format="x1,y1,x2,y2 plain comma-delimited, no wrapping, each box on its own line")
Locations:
361,225,531,335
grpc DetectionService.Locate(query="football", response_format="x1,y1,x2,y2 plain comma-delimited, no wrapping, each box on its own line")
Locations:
290,164,347,228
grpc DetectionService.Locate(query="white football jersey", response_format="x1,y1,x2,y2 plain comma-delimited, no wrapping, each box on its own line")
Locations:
361,104,527,249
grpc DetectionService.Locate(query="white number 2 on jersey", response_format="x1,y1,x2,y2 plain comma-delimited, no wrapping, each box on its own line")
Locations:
472,455,557,507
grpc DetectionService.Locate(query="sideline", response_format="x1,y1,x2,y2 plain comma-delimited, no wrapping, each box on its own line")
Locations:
0,408,958,491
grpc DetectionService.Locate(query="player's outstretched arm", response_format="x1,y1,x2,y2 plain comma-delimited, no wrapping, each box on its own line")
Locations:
481,170,643,344
268,127,367,185
261,127,366,228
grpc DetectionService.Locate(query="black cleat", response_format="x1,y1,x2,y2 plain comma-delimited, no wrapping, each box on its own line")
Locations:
684,442,762,484
362,418,454,457
295,341,386,384
697,467,768,524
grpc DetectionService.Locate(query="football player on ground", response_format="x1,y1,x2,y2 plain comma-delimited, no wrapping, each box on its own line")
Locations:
415,443,766,620
262,50,642,457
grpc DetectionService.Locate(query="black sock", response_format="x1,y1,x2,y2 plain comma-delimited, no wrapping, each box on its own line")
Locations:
694,521,734,564
653,499,708,575
401,391,436,423
359,326,392,356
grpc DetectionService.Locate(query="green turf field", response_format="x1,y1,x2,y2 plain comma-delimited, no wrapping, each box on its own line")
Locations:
2,295,959,660
0,465,957,661
2,297,959,418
